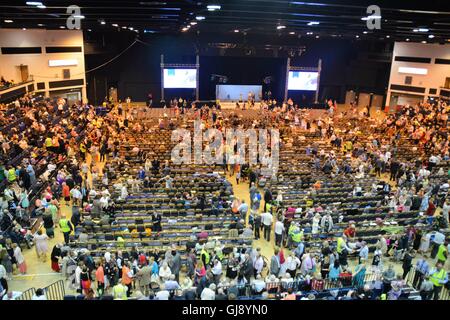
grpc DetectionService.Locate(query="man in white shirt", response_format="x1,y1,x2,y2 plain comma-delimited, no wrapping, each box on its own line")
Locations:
251,274,266,294
211,259,223,283
286,253,301,278
260,211,273,241
155,284,170,300
201,283,216,300
274,219,285,247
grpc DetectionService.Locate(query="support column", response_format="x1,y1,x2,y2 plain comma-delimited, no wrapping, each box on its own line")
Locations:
160,54,165,101
315,59,322,104
196,55,200,101
284,57,290,102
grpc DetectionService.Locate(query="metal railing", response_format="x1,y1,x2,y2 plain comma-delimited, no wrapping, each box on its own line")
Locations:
16,287,36,301
43,280,66,300
15,280,65,300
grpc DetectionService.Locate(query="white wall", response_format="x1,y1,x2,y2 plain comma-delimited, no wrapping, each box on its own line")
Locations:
386,42,450,106
0,29,86,102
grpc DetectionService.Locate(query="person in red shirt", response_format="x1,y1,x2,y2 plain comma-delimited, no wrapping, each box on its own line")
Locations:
426,200,436,216
95,261,105,296
62,182,70,206
344,223,356,240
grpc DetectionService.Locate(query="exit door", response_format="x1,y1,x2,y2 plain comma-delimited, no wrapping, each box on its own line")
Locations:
19,65,29,82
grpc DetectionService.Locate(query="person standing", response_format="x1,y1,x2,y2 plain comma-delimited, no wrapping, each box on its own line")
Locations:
34,230,49,262
59,216,73,244
274,218,285,247
402,249,415,279
50,244,62,272
429,262,448,300
113,279,128,300
121,261,134,297
95,261,105,297
413,258,429,289
270,248,281,276
135,263,151,296
436,240,448,265
12,243,26,274
261,210,273,242
419,275,434,300
254,213,261,240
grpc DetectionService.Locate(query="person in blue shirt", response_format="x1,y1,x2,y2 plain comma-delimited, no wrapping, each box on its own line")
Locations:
138,167,146,180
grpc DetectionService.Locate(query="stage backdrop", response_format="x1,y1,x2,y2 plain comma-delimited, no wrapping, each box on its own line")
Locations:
216,85,263,102
199,56,287,101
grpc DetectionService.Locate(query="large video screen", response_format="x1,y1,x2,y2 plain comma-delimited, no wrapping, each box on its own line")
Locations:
288,71,318,91
163,68,197,88
216,85,262,101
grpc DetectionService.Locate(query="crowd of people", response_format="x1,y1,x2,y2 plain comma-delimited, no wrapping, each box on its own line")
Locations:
0,93,449,300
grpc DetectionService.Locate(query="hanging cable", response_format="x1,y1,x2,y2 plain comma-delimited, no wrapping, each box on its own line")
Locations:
29,38,140,80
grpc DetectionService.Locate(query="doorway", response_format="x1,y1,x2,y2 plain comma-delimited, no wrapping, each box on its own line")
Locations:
18,65,29,82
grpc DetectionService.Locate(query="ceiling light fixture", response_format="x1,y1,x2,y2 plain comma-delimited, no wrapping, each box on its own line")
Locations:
37,23,44,26
234,29,239,33
122,26,127,29
207,4,221,11
421,41,427,44
74,15,85,19
128,27,134,30
307,21,320,26
315,35,319,38
22,28,26,30
386,35,390,38
59,26,65,29
363,31,368,34
277,25,286,30
4,19,13,23
182,27,189,31
26,1,42,5
428,35,435,39
289,31,295,35
112,24,118,27
406,38,410,41
355,35,359,38
196,16,205,21
361,15,381,21
100,20,106,25
306,32,313,35
190,21,197,25
37,4,46,9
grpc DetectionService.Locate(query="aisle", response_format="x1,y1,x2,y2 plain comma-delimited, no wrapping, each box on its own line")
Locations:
225,172,277,260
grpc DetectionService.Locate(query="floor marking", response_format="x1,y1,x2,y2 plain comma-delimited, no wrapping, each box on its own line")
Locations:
11,273,61,278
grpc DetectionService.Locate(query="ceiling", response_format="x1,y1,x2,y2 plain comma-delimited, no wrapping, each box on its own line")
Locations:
1,0,449,43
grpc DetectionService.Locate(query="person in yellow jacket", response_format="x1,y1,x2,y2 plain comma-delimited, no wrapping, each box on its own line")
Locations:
201,248,210,267
6,167,16,183
430,262,448,300
113,279,128,300
436,240,448,265
58,216,73,244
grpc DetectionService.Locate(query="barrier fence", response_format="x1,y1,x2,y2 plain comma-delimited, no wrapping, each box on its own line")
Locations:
44,280,66,300
16,287,36,301
16,280,65,301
